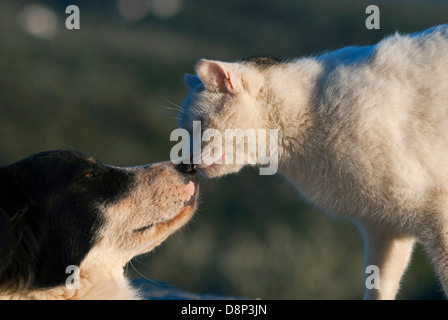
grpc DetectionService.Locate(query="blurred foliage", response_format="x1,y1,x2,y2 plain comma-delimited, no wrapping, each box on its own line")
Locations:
0,0,447,299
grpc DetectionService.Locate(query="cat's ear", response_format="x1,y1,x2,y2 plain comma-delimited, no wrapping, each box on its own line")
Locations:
196,59,240,93
183,73,202,90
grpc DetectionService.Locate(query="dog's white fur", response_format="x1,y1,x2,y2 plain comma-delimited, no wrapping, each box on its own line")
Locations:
183,25,448,299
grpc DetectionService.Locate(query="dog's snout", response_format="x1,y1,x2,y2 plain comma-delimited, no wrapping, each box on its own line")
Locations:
176,162,197,175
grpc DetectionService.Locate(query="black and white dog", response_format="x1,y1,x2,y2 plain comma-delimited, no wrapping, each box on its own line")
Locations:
0,150,198,299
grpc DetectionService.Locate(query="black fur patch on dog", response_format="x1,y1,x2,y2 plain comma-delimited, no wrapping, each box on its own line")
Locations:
0,150,134,290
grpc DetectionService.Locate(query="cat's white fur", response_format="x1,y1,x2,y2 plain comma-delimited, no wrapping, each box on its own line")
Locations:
180,25,448,299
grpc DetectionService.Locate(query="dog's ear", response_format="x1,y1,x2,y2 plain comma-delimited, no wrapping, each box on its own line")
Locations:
0,165,32,216
0,166,16,254
0,165,35,290
0,164,37,240
0,206,13,263
0,167,16,286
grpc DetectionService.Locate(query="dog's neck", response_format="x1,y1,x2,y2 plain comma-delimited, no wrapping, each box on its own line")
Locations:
0,268,141,300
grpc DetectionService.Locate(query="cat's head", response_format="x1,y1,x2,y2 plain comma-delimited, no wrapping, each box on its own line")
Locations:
178,58,279,178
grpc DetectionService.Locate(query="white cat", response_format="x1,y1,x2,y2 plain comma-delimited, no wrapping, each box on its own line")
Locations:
178,25,448,300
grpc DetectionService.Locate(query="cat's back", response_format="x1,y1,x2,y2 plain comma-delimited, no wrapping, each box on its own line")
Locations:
316,24,448,88
313,24,448,131
372,24,448,79
300,25,448,215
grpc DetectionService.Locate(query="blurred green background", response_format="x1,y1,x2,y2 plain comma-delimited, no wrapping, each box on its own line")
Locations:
1,0,447,299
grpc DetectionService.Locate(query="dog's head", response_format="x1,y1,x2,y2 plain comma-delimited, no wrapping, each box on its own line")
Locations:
0,150,198,293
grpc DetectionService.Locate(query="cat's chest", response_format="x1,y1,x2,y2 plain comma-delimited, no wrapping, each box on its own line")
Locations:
279,155,364,216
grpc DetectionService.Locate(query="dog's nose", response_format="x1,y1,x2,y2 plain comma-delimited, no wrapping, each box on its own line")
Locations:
176,162,197,174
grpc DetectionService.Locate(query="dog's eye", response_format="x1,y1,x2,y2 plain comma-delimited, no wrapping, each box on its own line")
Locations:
84,172,95,178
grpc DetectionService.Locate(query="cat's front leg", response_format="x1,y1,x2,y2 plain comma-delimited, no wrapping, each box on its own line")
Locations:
417,207,448,297
358,221,415,300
